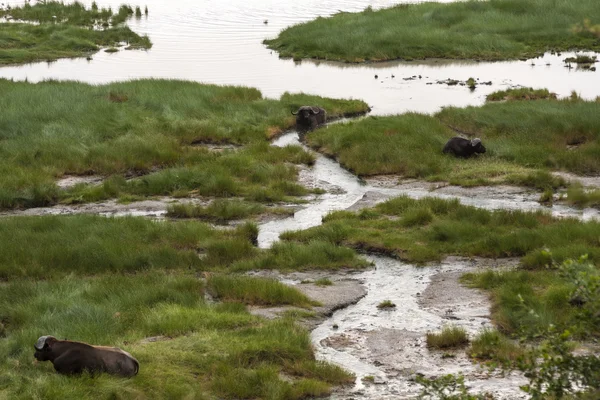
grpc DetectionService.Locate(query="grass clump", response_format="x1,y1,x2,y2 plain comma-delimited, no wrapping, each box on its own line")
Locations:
306,95,600,185
314,278,333,286
566,184,600,208
486,88,557,102
0,273,351,399
461,267,587,337
206,275,318,307
426,326,469,349
281,196,600,266
0,79,369,209
564,55,597,64
468,329,524,365
0,1,151,65
377,300,396,309
167,200,266,222
231,240,370,272
264,0,600,62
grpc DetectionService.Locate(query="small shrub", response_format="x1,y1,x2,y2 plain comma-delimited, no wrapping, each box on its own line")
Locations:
426,326,469,349
468,329,524,365
314,278,333,287
377,300,396,309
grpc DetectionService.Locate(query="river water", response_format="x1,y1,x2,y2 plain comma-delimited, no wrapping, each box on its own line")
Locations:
1,0,598,115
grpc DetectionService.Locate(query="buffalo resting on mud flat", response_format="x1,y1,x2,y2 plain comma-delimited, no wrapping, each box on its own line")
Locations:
34,335,139,377
443,136,486,158
292,106,326,132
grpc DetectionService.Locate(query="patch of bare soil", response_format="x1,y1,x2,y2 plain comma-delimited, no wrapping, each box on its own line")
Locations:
247,270,368,330
553,172,600,188
0,198,208,218
56,175,104,189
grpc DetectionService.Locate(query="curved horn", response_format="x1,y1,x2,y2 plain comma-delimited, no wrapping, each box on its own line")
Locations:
291,110,298,115
471,138,481,146
35,336,50,350
310,107,321,114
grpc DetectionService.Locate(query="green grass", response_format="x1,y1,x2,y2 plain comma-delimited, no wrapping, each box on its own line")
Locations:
231,240,371,272
0,1,151,65
426,326,469,349
468,329,525,364
0,215,371,279
564,55,597,64
462,269,583,337
377,300,396,309
166,199,295,222
280,196,600,266
305,95,600,186
206,274,319,307
0,272,353,399
0,79,369,209
264,0,600,62
566,184,600,208
486,88,557,102
314,278,333,286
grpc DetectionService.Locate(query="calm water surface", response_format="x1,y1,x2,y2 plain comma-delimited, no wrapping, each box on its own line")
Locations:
2,0,599,115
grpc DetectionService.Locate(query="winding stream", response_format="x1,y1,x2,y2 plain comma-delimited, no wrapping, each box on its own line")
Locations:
257,131,596,399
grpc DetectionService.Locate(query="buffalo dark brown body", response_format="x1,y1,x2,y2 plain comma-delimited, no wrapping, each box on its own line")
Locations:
292,106,326,132
442,137,486,158
34,335,139,377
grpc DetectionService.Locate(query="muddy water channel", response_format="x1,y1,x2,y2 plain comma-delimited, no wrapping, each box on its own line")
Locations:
1,0,599,115
257,131,597,399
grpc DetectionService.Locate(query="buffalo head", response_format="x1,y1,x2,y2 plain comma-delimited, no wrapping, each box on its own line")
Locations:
470,138,486,154
291,106,327,131
34,335,57,361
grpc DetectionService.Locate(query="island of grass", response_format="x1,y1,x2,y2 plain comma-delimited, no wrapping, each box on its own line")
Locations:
0,79,369,210
304,90,600,190
0,1,151,65
264,0,600,62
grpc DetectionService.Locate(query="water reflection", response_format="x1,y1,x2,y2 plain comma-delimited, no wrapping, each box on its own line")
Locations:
1,0,598,115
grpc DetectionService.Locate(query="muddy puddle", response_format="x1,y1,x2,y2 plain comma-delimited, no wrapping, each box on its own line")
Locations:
2,0,598,115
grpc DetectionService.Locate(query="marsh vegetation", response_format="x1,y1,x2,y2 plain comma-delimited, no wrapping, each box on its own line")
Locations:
281,196,600,266
265,0,600,62
0,1,151,65
306,93,600,190
0,79,368,210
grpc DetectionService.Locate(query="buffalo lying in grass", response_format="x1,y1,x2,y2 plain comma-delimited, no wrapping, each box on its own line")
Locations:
443,137,486,158
34,335,139,377
292,106,326,132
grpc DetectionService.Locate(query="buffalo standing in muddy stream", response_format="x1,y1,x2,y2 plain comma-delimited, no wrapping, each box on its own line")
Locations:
442,137,486,158
292,106,326,132
34,335,139,377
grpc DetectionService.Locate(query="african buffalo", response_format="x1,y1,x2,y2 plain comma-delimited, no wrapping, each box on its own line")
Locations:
34,335,139,377
442,137,486,158
292,106,326,131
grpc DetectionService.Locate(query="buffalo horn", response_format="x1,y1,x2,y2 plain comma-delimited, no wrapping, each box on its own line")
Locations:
471,138,481,146
291,110,298,115
35,336,50,350
310,107,320,114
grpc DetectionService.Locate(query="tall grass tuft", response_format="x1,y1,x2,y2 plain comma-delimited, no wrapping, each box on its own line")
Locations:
426,326,469,349
206,275,318,307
